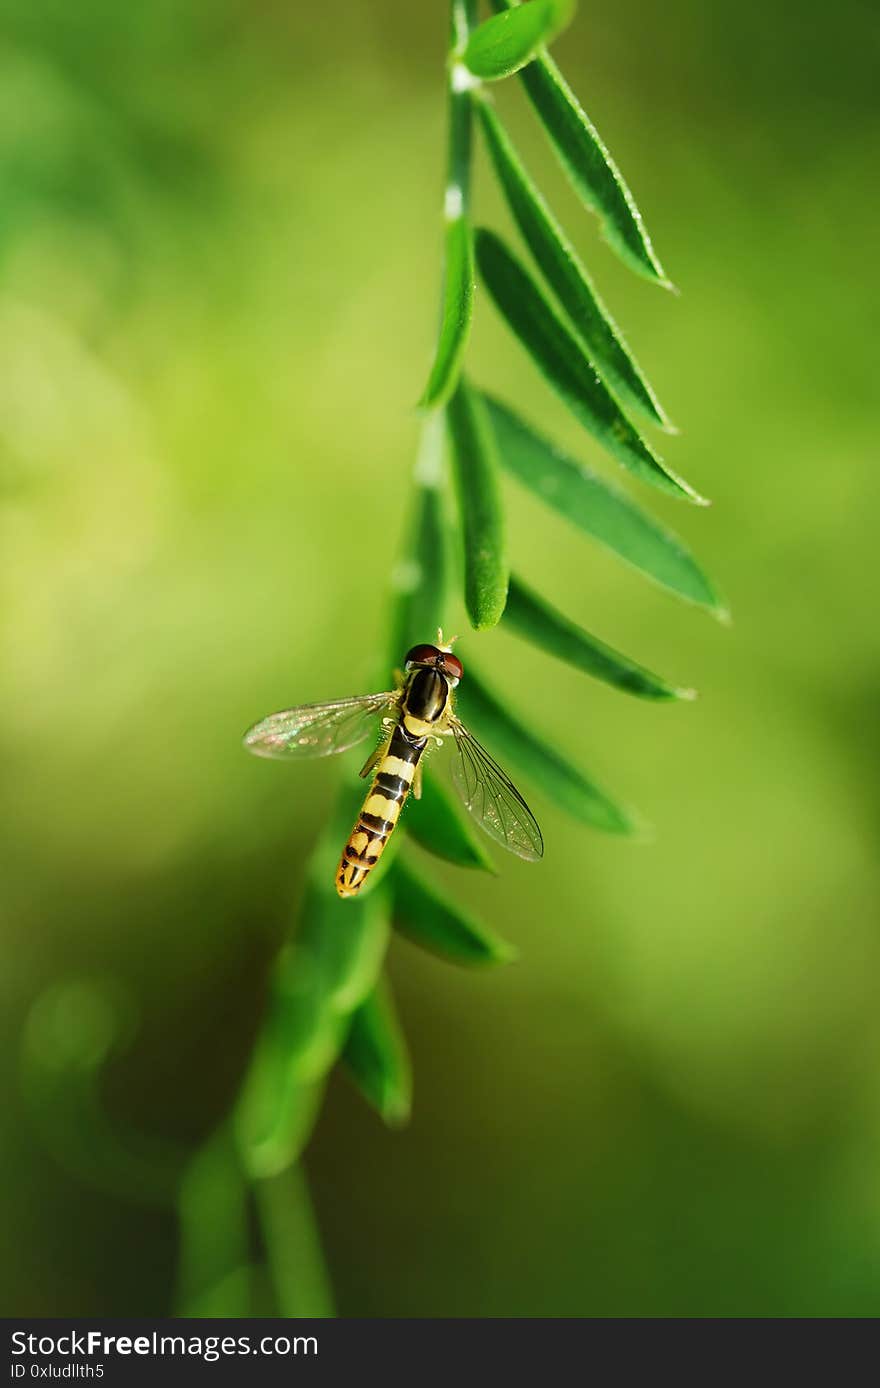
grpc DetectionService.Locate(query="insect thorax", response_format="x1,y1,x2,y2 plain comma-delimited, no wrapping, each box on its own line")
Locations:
404,667,451,726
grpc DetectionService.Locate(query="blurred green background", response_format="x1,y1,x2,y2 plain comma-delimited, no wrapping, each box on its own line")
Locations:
2,0,879,1318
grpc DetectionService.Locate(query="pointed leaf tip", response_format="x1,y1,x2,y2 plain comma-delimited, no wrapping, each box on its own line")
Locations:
457,670,640,836
503,574,693,702
405,773,498,872
477,100,671,431
482,394,723,615
392,858,516,966
475,229,704,504
487,1,670,286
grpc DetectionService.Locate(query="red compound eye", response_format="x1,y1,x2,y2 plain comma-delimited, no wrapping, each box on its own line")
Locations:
405,643,441,666
442,652,463,680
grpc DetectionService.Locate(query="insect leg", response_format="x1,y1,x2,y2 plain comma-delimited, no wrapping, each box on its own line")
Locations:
358,723,395,779
412,760,424,800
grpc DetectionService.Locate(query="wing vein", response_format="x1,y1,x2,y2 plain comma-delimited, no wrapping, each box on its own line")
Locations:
449,718,543,860
243,691,399,761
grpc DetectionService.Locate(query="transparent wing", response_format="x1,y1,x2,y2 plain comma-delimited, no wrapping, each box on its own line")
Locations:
243,691,399,761
449,717,544,861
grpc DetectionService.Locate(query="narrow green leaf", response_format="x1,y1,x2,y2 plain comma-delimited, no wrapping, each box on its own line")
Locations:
405,771,497,872
483,394,725,615
504,573,694,701
342,976,412,1125
388,419,448,665
392,857,516,965
475,229,705,504
456,668,639,835
462,0,575,81
477,101,670,430
488,0,670,286
419,215,474,410
446,376,509,630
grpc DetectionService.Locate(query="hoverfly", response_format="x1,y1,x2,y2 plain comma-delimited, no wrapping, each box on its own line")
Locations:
243,633,543,898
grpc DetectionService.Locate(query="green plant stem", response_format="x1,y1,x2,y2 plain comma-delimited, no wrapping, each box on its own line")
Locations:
175,1123,252,1316
418,0,477,408
447,2,476,214
255,1166,335,1318
181,8,481,1322
22,0,712,1329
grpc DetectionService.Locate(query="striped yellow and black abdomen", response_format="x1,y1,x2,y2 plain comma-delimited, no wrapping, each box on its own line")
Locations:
336,722,425,898
336,665,454,899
